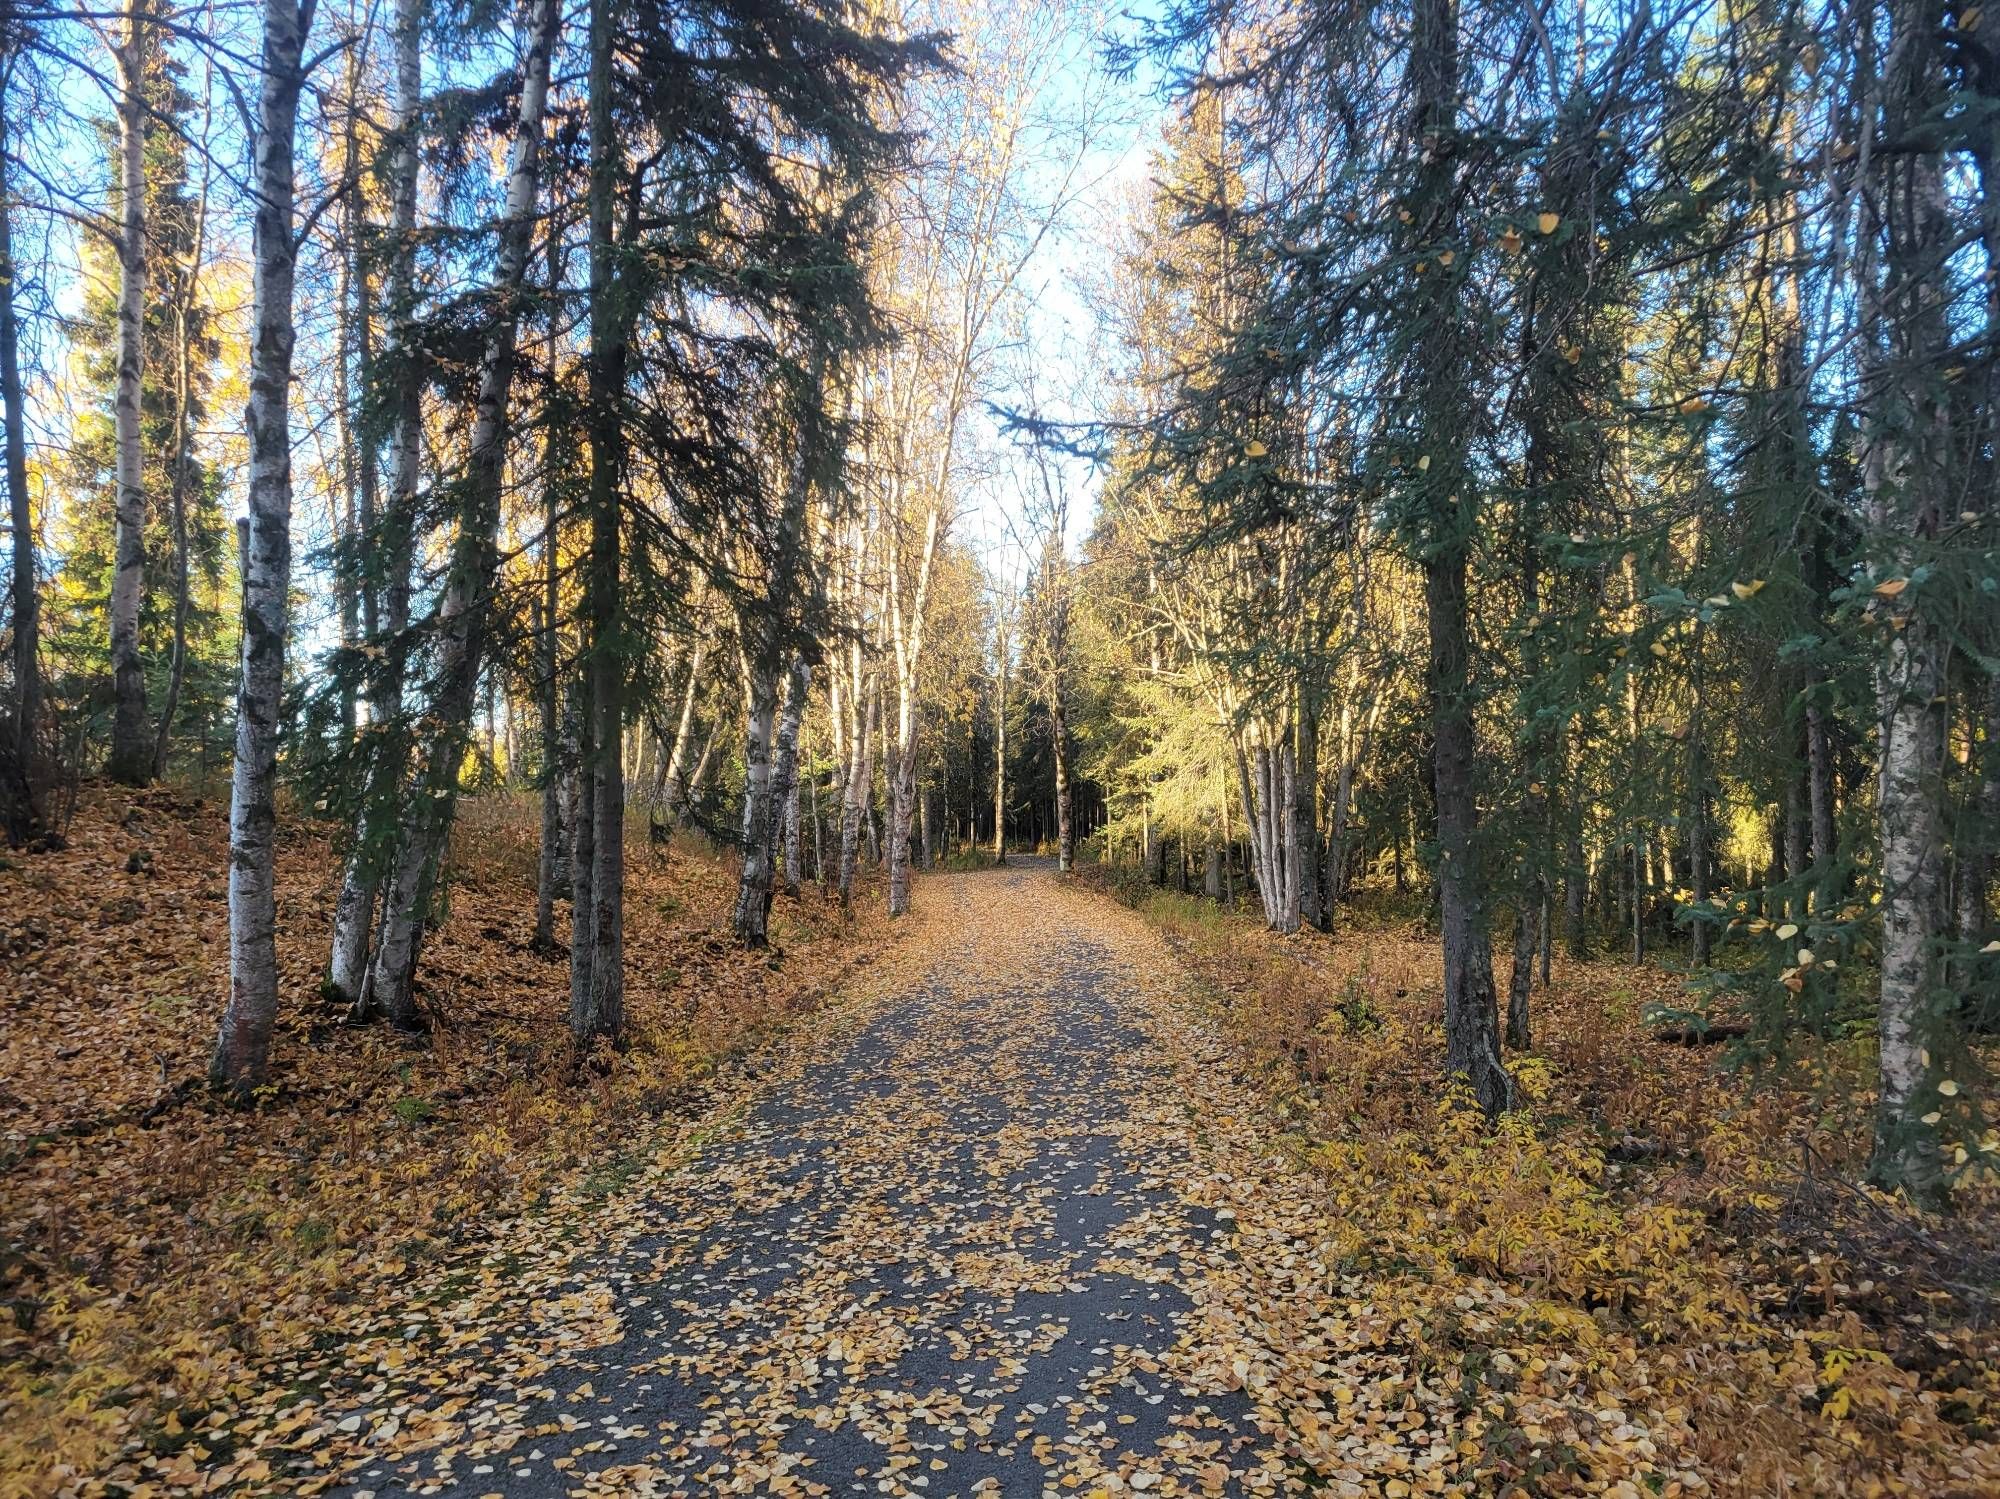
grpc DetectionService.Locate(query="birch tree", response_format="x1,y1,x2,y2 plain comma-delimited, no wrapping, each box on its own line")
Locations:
1859,0,1953,1195
209,0,316,1096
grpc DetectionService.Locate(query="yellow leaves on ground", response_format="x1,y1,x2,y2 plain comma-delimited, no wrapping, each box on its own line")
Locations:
0,784,896,1494
1077,868,2000,1497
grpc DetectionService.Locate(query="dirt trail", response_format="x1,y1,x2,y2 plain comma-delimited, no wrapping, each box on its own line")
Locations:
337,862,1327,1498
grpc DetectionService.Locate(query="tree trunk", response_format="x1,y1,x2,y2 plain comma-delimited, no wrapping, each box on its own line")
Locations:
1404,0,1510,1112
364,0,562,1030
0,91,40,839
1805,695,1837,901
106,9,152,786
775,656,810,900
732,643,778,945
991,636,1007,865
326,0,422,1012
1052,698,1072,874
209,0,309,1097
1427,548,1512,1114
1863,0,1952,1194
840,686,876,905
153,127,210,779
1294,707,1324,930
1506,896,1537,1051
569,0,623,1048
534,521,563,947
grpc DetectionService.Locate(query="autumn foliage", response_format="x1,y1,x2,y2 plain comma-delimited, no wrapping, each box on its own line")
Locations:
1089,873,2000,1495
0,785,891,1493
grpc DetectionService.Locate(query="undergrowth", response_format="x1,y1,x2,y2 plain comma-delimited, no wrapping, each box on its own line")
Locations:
1090,869,2000,1496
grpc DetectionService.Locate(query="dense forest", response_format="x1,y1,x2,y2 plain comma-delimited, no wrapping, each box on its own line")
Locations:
3,0,1999,1493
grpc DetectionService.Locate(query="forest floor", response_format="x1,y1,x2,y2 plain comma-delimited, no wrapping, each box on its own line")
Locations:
4,795,1999,1498
1,784,896,1498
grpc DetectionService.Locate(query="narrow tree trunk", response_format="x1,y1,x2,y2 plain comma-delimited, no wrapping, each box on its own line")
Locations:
569,702,596,1018
1506,897,1537,1051
775,656,809,900
0,94,40,839
1428,546,1512,1114
569,0,623,1047
887,709,918,909
106,9,152,786
534,593,563,947
327,0,422,1011
991,636,1007,865
840,686,876,905
365,0,561,1029
209,0,309,1097
1805,695,1837,902
1052,697,1072,874
1294,707,1324,930
1862,0,1951,1193
153,140,210,779
732,644,778,945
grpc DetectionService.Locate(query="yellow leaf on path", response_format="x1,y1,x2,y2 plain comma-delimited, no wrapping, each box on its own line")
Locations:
1538,211,1560,234
1938,1079,1960,1097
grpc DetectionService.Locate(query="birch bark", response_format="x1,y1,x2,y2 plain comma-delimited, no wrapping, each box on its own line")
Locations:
106,6,152,786
210,0,313,1095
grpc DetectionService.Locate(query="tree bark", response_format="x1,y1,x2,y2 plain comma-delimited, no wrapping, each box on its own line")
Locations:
327,0,422,1012
731,641,779,945
840,684,876,905
106,7,152,786
1863,0,1952,1195
153,126,211,778
1052,696,1072,873
365,0,562,1030
0,84,40,839
570,0,623,1048
991,621,1007,865
774,656,810,899
1294,705,1323,929
209,0,312,1097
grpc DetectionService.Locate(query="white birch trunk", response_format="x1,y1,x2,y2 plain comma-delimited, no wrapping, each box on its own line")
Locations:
732,643,778,944
1862,0,1952,1194
839,684,876,907
328,0,423,1009
776,657,810,898
209,0,310,1096
106,9,151,786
